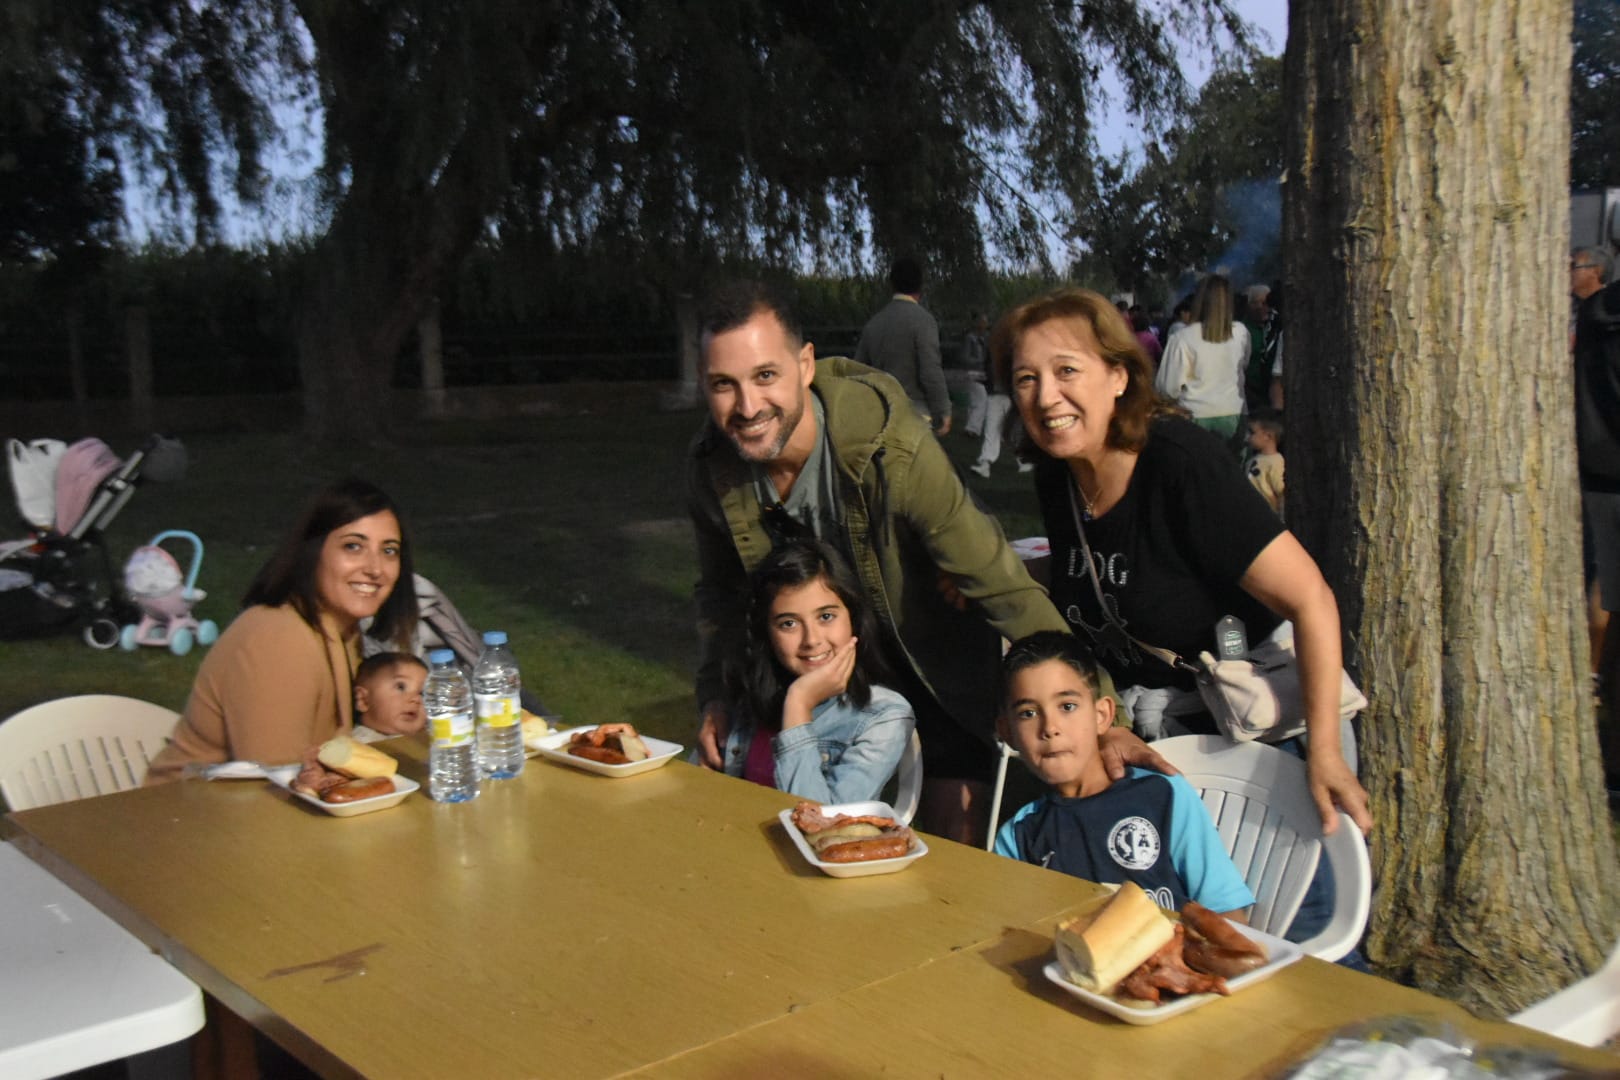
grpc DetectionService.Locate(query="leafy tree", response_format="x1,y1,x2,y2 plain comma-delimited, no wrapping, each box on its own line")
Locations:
1072,55,1283,298
1285,0,1619,1012
6,0,1254,443
0,73,119,267
1571,0,1620,187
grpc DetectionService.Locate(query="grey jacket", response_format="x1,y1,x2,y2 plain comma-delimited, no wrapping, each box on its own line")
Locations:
855,295,950,421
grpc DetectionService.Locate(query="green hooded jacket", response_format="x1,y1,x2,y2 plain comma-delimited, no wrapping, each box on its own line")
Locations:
687,355,1069,745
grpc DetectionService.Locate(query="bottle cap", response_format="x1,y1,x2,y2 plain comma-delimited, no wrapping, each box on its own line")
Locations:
428,648,456,665
483,630,508,646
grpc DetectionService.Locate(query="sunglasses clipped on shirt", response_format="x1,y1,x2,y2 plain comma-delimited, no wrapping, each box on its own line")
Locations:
762,501,816,545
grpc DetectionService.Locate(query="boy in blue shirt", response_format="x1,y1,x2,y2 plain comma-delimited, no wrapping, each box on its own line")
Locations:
993,632,1254,915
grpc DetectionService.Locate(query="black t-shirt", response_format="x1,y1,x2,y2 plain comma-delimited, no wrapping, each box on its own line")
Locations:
1035,416,1284,693
1575,281,1620,491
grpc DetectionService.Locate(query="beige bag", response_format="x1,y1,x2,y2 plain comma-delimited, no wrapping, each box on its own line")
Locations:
1194,638,1368,744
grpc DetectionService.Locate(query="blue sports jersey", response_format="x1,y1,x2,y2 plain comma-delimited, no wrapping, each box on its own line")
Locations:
994,768,1254,912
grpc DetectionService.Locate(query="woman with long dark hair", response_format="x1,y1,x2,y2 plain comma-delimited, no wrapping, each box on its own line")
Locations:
145,478,418,783
715,539,915,803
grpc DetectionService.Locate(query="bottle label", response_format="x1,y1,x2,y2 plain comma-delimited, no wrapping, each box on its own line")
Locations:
430,709,475,746
475,692,521,728
1215,615,1249,660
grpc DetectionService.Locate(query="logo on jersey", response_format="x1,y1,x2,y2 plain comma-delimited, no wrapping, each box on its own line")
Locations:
1107,816,1161,871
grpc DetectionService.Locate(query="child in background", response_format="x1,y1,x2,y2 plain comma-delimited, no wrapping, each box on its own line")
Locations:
993,632,1253,915
354,651,427,737
718,540,915,804
1245,409,1286,519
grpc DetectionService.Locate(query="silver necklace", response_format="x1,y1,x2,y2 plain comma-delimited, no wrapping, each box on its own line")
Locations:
1076,477,1103,520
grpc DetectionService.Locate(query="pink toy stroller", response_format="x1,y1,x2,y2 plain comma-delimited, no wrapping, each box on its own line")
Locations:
119,529,219,656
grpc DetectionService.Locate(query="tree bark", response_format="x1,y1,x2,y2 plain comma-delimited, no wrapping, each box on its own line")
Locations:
1285,0,1619,1014
65,305,88,434
418,298,445,417
125,305,152,433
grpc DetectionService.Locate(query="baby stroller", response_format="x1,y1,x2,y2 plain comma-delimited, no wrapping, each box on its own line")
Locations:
0,434,188,648
120,530,219,656
363,573,550,715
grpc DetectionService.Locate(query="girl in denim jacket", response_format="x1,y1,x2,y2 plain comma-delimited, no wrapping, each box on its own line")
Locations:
718,540,915,803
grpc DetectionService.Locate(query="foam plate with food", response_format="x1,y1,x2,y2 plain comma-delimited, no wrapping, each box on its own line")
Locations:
778,800,928,879
531,725,683,777
1042,919,1302,1025
268,772,420,818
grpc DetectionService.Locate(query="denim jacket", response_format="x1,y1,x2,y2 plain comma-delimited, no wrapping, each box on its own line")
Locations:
719,684,915,804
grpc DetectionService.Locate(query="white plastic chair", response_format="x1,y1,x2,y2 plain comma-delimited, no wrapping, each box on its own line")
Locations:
1511,941,1620,1047
986,734,1372,962
0,695,179,811
1152,735,1370,961
890,730,924,826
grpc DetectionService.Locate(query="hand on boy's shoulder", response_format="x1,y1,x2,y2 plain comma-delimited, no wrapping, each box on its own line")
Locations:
1097,727,1179,780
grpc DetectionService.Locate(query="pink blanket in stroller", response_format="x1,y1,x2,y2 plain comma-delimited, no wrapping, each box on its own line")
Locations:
54,439,124,534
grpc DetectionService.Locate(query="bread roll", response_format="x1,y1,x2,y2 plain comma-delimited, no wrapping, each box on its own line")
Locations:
317,735,398,780
1054,882,1176,995
617,731,650,762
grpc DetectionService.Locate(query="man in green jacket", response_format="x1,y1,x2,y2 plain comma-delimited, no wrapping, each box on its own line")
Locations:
687,280,1155,843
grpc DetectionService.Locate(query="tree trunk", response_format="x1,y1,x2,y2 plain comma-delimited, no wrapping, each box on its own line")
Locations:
667,290,701,410
125,305,152,433
1284,0,1619,1014
418,299,445,418
65,305,88,434
296,273,402,448
293,175,487,446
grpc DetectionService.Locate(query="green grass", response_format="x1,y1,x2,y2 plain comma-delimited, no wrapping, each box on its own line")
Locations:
0,408,1046,747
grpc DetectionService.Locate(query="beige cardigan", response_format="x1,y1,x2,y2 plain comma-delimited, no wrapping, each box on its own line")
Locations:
145,604,359,784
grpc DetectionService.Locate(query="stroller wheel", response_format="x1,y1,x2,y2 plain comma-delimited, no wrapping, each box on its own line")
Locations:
198,619,219,646
170,627,194,656
85,618,121,650
120,624,139,651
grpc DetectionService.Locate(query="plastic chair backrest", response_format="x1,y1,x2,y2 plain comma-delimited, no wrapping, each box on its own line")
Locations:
985,734,1370,961
890,730,923,826
0,695,179,811
1151,735,1371,961
1511,940,1620,1048
986,740,1021,850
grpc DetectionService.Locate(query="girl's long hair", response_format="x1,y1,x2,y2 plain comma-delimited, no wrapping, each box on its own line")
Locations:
731,540,890,732
242,477,418,648
1193,274,1235,344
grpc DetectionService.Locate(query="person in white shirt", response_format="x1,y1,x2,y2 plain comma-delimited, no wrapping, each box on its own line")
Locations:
1154,274,1249,441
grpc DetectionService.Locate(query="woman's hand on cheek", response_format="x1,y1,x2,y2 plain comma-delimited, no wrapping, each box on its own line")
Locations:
781,637,859,728
1307,752,1372,835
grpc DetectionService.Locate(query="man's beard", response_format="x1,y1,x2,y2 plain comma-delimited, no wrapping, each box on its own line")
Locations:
728,398,805,463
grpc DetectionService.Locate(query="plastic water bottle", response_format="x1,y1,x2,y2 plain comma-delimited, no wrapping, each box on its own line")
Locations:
474,630,525,779
425,648,479,802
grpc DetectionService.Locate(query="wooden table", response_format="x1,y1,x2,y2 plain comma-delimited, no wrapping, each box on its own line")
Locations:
622,912,1620,1078
4,742,1092,1078
6,741,1615,1078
